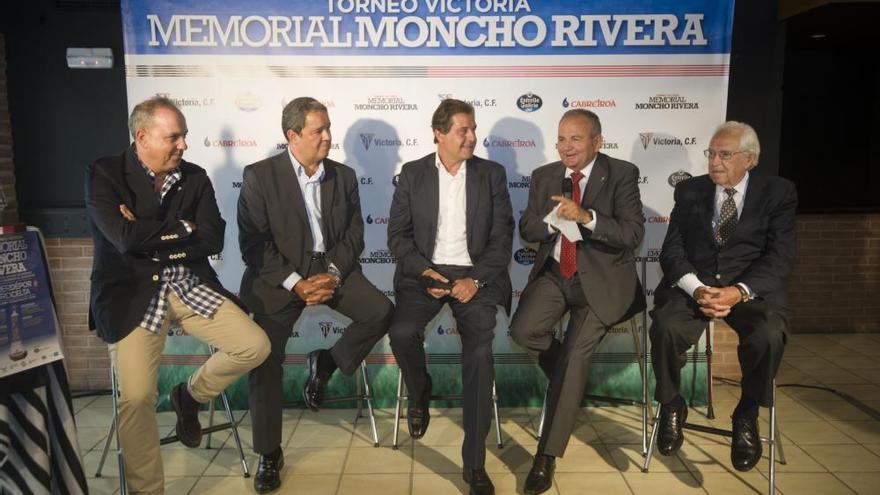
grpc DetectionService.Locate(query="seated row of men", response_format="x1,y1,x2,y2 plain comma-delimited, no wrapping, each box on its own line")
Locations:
85,95,796,495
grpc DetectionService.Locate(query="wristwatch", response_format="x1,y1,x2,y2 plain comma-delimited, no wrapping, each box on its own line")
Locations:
736,284,750,303
473,279,487,289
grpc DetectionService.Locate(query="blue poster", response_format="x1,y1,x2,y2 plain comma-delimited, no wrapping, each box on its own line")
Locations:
0,231,63,378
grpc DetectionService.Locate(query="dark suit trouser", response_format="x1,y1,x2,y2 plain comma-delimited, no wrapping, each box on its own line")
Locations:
388,265,498,471
649,287,787,407
249,261,393,454
509,261,608,458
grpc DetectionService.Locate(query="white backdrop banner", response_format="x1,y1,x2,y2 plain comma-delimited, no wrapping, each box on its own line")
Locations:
120,0,734,406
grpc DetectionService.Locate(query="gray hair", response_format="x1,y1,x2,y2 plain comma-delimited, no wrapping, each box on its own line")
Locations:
560,109,602,136
714,121,761,166
282,97,328,138
128,96,183,140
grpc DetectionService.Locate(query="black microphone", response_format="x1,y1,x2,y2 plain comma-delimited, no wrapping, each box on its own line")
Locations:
562,177,573,200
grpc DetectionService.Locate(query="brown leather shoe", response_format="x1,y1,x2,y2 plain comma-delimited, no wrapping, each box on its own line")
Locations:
170,383,202,448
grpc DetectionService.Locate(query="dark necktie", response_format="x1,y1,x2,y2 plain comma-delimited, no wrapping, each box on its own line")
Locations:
559,171,584,279
715,187,738,246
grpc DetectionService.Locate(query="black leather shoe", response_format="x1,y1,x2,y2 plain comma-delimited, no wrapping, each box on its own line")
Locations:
169,383,202,448
303,349,332,411
254,447,284,493
407,374,432,439
657,401,687,456
524,454,555,495
463,467,495,495
731,416,762,472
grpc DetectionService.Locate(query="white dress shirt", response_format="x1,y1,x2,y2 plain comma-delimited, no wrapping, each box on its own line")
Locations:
282,148,327,291
676,171,755,298
551,160,599,262
431,157,473,266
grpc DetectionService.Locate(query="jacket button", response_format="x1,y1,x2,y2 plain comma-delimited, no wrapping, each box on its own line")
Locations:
152,274,159,282
715,274,721,280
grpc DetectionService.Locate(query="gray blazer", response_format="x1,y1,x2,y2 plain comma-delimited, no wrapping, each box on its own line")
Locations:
387,153,514,313
519,153,646,325
237,151,365,314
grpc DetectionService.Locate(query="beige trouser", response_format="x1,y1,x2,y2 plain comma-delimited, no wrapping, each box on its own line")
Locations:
108,293,270,494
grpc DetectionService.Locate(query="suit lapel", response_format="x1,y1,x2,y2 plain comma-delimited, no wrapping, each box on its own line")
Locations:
700,177,717,244
582,155,608,207
728,173,763,244
424,155,440,255
320,161,336,243
278,151,313,246
123,148,159,218
465,159,479,241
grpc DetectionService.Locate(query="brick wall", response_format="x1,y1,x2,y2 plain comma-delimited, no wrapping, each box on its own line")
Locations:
0,33,18,224
45,238,108,389
788,213,880,333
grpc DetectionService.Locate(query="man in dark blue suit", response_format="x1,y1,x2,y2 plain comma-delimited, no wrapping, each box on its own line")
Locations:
650,121,797,472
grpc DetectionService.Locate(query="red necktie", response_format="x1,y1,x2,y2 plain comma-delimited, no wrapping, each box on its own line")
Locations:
559,171,583,279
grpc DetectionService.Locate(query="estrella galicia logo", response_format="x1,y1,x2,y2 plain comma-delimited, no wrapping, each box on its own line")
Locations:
360,133,374,150
668,170,693,187
514,248,537,265
517,92,542,112
235,92,260,112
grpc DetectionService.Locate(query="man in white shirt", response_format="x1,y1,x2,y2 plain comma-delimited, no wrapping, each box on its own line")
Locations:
510,109,645,495
650,121,797,473
238,97,393,493
387,98,514,495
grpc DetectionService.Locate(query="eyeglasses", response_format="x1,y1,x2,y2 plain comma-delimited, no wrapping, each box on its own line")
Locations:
703,149,748,161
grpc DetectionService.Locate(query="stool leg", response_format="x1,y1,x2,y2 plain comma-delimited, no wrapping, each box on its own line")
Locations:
536,385,549,440
110,366,127,494
360,361,380,447
392,368,404,450
630,317,648,456
769,386,777,494
219,390,250,478
492,380,503,448
706,321,715,420
95,414,115,477
206,396,216,449
642,405,661,472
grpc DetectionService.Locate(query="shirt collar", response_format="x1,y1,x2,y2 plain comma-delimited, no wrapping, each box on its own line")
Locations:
435,155,467,178
135,146,181,182
288,146,325,182
715,171,750,196
565,155,597,180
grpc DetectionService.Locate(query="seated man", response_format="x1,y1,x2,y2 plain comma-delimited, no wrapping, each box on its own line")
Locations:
387,98,514,495
650,121,797,471
86,96,270,494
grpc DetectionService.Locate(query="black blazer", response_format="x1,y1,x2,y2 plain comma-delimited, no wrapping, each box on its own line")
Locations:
519,153,646,326
86,146,238,344
657,173,798,310
237,151,365,315
387,153,514,313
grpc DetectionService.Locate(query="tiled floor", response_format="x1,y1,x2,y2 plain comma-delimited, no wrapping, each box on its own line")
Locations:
75,333,880,494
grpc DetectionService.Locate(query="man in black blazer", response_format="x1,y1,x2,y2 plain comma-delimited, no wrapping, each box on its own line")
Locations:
238,97,393,492
650,121,797,472
509,109,645,494
387,99,513,495
86,97,270,493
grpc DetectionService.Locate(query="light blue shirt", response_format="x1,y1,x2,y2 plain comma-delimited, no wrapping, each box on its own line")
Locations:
282,147,326,291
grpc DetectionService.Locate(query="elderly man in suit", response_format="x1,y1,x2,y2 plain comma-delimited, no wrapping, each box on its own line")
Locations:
650,121,796,472
387,98,513,495
509,109,645,495
237,97,393,493
86,96,270,494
